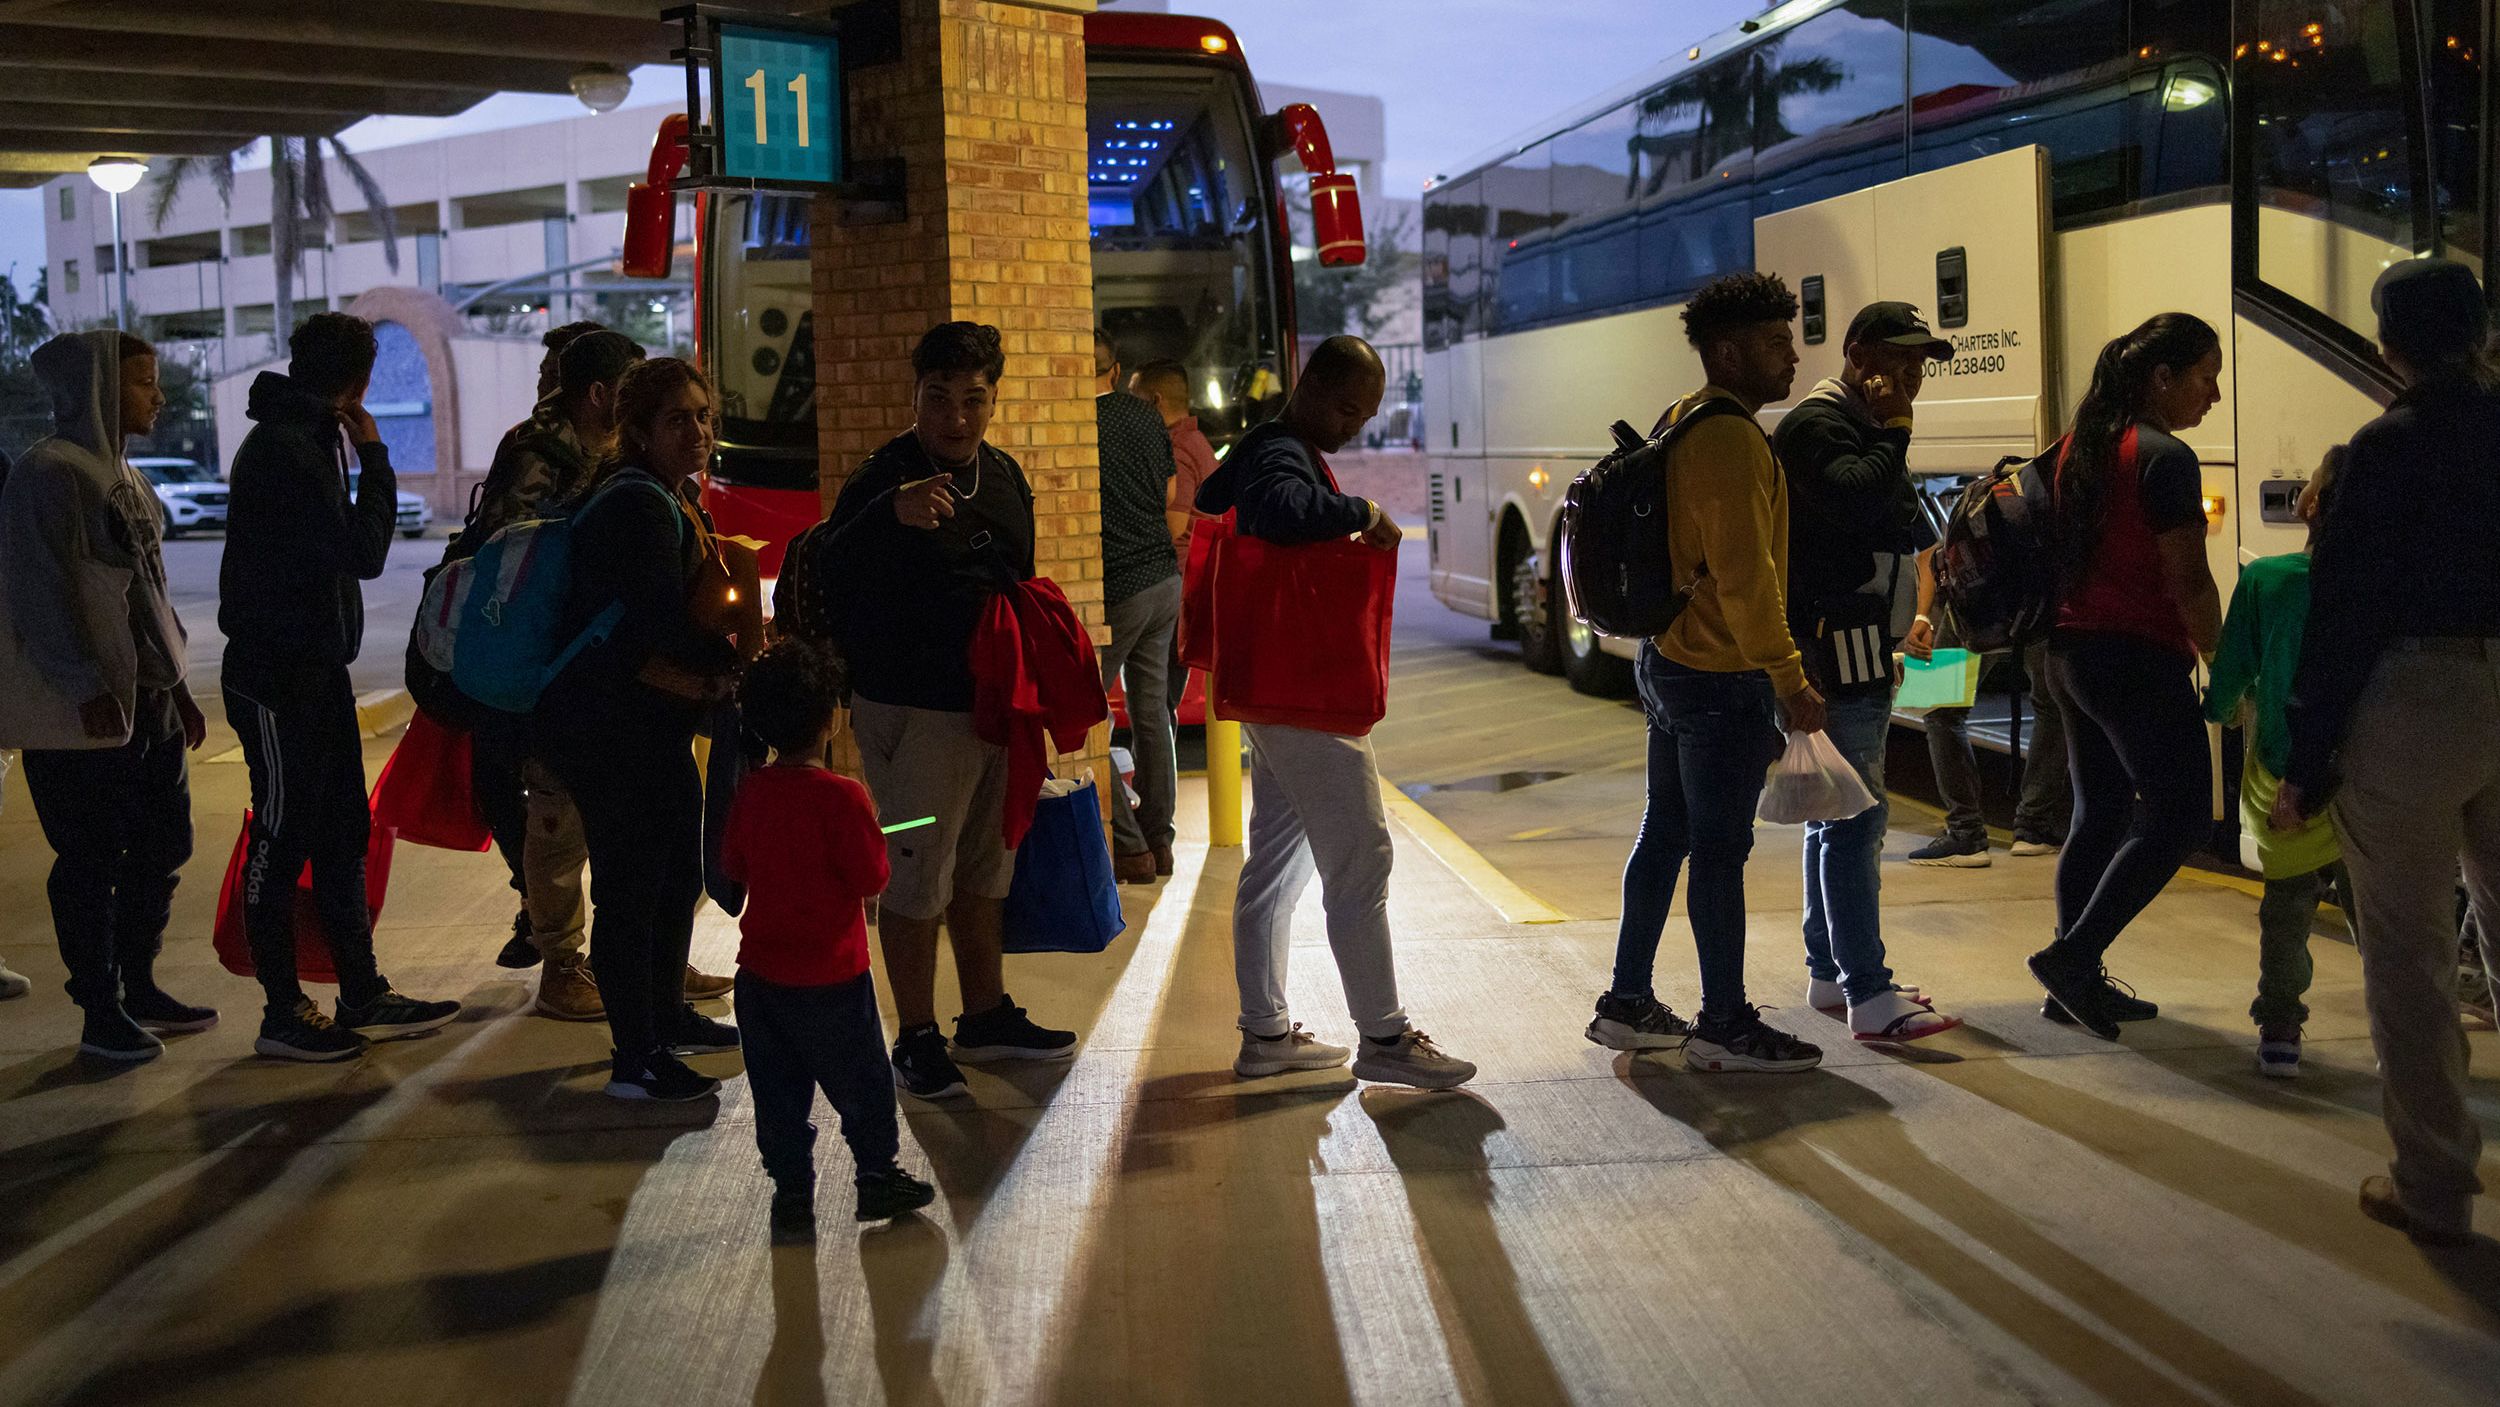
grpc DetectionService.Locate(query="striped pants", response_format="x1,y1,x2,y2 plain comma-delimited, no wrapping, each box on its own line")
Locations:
223,661,388,1014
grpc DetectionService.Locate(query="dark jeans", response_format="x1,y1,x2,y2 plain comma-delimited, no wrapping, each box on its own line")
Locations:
544,719,703,1057
224,664,387,1013
1610,644,1783,1017
2254,865,2333,1028
737,969,900,1187
470,711,531,902
21,713,193,1012
2043,632,2209,966
1924,641,2072,843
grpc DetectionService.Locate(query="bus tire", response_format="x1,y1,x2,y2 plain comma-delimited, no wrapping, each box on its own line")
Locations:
1560,604,1632,697
1511,538,1562,676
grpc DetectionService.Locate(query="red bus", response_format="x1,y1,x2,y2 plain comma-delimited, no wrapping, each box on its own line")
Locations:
620,10,1363,557
620,12,1365,724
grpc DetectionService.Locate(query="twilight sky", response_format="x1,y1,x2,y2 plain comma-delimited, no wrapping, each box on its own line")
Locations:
0,1,1764,295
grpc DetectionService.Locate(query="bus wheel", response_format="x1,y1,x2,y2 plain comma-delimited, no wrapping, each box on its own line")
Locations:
1512,546,1562,675
1560,599,1632,697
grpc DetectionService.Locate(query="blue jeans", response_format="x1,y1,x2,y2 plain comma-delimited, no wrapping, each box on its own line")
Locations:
1610,644,1783,1017
1802,691,1896,1004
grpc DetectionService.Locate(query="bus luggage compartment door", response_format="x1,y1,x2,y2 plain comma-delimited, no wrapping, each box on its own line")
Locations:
1754,145,2054,474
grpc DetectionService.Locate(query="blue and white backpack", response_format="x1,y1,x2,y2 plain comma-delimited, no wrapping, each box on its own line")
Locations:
412,473,678,714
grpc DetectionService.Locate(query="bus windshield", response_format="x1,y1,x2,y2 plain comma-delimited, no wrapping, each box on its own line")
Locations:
1087,59,1287,446
702,57,1286,492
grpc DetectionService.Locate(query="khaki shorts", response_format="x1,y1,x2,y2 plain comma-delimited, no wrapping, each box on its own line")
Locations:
850,696,1015,921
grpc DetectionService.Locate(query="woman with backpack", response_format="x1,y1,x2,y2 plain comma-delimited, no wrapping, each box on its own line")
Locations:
2026,313,2224,1039
534,357,744,1102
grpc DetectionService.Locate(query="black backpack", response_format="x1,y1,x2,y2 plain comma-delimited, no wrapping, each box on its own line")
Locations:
1558,397,1750,639
1935,441,2064,653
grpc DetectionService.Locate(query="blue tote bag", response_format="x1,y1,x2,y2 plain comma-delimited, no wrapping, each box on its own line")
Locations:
1003,776,1126,955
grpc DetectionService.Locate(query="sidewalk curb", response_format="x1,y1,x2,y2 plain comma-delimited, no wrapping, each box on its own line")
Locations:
356,689,415,739
1378,781,1568,925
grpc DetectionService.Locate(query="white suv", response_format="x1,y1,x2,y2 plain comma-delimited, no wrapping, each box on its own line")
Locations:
346,472,435,539
130,457,228,538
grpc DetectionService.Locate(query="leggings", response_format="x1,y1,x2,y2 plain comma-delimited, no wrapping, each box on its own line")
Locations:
2042,632,2209,966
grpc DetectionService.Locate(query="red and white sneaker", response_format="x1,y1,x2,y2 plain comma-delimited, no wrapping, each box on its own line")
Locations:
1808,978,1928,1013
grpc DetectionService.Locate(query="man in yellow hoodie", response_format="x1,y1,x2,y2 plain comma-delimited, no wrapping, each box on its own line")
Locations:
1586,272,1829,1074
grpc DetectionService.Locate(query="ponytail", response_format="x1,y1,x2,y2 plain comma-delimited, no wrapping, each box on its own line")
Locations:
2057,313,2218,579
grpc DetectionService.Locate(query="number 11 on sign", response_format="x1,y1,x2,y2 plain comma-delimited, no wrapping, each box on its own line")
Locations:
743,69,812,148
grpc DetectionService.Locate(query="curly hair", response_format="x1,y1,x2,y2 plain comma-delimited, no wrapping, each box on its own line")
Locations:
912,321,1006,384
288,312,379,398
603,356,713,473
1681,272,1799,349
739,639,846,757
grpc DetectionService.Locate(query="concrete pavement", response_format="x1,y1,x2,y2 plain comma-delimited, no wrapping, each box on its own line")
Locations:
2,540,2497,1405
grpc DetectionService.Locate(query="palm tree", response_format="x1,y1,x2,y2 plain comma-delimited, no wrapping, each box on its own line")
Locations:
1629,40,1845,197
148,137,400,347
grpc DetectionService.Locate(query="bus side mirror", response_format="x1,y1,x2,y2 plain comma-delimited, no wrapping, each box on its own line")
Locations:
1269,102,1367,267
1311,173,1365,268
622,113,690,279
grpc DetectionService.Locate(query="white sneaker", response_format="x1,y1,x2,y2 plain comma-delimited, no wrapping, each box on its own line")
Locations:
0,960,29,1001
1848,989,1961,1043
1350,1029,1476,1090
1235,1024,1351,1078
1807,979,1927,1012
2009,838,2062,857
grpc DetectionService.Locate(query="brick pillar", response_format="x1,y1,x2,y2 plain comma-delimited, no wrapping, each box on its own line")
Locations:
810,0,1109,804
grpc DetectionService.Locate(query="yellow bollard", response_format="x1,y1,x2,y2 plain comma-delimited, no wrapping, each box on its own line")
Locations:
1206,717,1244,847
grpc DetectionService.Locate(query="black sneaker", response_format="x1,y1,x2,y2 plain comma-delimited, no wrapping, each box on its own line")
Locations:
951,994,1076,1063
495,908,541,969
336,988,462,1042
666,1011,741,1056
2028,947,2121,1039
122,987,219,1034
892,1024,969,1099
1685,1005,1823,1073
856,1165,938,1222
1585,992,1694,1052
769,1180,817,1243
2038,967,2158,1026
1908,833,1991,868
604,1049,720,1102
78,1007,165,1063
255,1002,368,1062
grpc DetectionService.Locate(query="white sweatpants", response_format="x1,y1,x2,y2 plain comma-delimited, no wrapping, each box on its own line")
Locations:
1233,722,1408,1040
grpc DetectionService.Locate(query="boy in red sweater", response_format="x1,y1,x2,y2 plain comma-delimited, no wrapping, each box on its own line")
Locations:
721,642,935,1238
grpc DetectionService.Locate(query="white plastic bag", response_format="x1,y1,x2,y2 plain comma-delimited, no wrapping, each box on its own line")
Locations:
1757,729,1878,825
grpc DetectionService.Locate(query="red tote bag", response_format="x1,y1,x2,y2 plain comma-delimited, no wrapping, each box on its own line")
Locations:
1208,532,1397,737
370,709,492,852
1176,511,1229,673
211,813,397,982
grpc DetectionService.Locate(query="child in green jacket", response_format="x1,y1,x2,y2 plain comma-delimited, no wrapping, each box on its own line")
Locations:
2205,448,2344,1078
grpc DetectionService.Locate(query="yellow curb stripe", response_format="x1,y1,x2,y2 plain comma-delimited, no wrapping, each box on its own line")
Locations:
1378,781,1568,925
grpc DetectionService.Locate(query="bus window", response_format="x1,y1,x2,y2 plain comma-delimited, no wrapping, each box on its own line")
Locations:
1909,0,2143,221
1749,2,1910,219
1548,102,1641,318
1443,177,1487,342
2425,0,2486,275
2241,1,2423,348
1422,183,1453,352
1485,146,1552,332
1089,63,1287,444
709,192,818,463
1631,59,1755,300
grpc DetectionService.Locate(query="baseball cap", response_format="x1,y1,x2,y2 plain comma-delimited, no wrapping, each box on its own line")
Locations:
1844,302,1952,360
2371,257,2488,363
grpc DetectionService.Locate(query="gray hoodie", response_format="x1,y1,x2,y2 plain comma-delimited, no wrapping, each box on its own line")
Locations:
0,330,187,748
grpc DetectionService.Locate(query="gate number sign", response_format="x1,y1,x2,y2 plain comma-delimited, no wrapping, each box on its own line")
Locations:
719,24,841,186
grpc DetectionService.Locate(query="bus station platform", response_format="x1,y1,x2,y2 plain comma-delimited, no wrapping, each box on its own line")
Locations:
4,701,2500,1405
